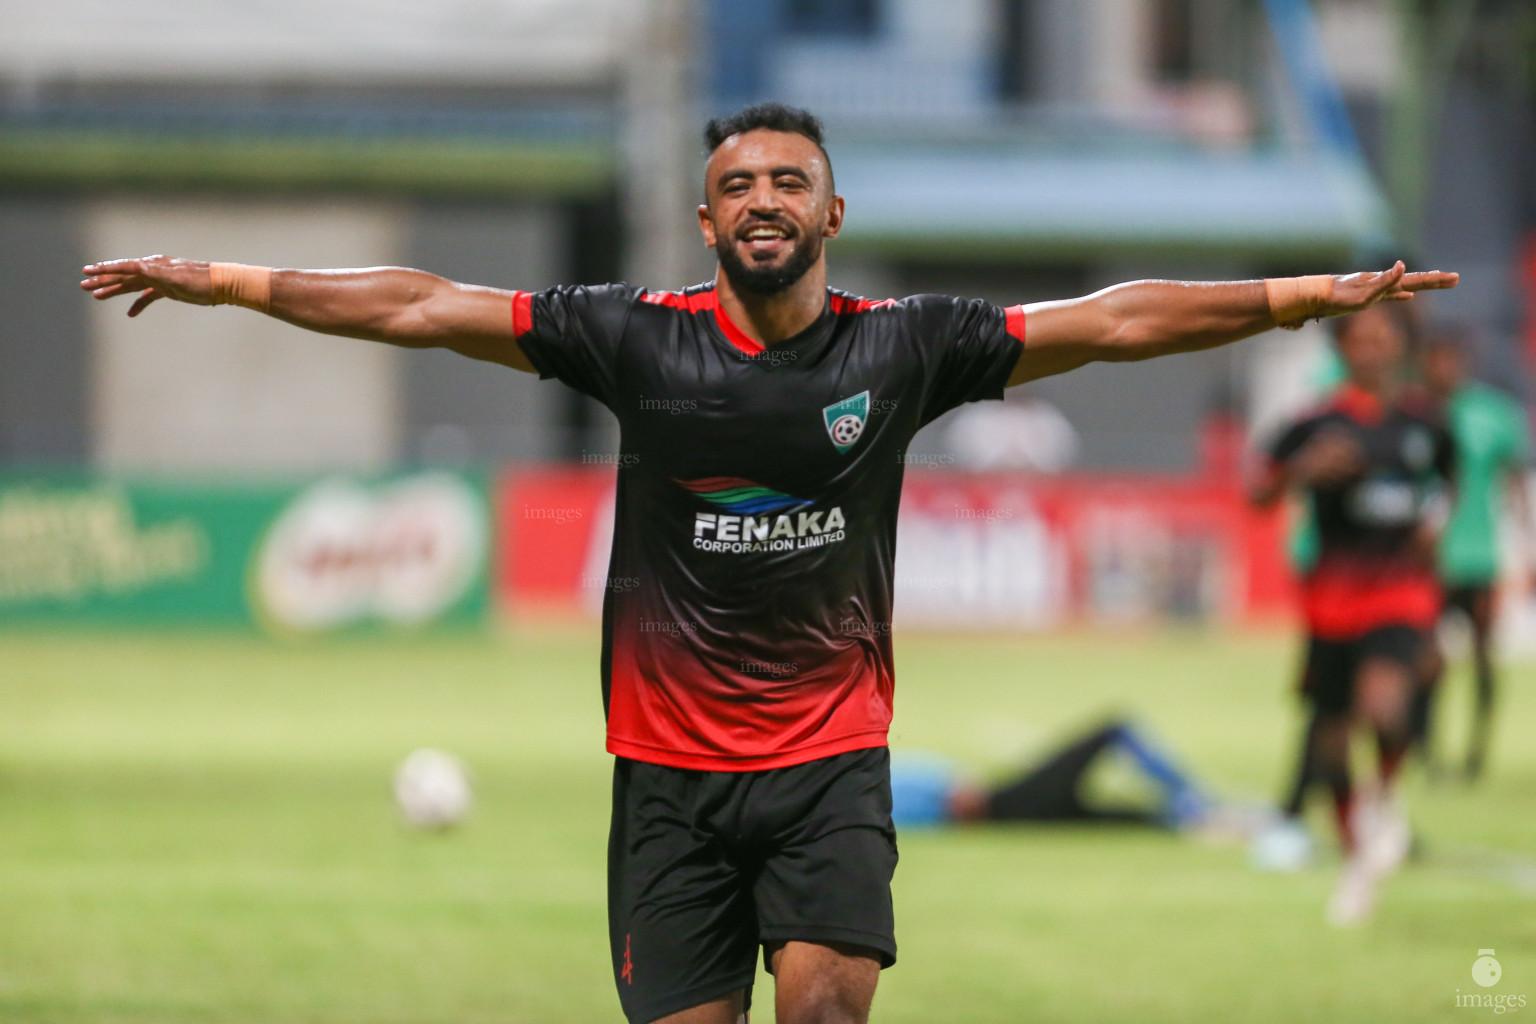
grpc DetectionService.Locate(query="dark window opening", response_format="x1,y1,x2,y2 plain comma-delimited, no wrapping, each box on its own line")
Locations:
783,0,881,37
1152,0,1196,83
997,0,1036,101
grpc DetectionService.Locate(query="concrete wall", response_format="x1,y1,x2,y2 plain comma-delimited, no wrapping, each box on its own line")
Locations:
1,195,583,473
1420,85,1535,393
399,201,574,464
86,199,405,473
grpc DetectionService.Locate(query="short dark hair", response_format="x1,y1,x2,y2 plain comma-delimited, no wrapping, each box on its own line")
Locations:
704,102,833,185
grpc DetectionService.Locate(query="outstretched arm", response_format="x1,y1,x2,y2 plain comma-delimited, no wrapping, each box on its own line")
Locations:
1008,262,1457,386
80,255,536,372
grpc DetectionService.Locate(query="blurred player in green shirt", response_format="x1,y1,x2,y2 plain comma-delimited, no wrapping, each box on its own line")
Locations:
1417,329,1532,780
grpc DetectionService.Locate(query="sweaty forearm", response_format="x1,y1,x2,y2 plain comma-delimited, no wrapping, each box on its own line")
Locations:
1089,279,1272,362
82,255,530,370
265,267,466,347
1013,263,1452,386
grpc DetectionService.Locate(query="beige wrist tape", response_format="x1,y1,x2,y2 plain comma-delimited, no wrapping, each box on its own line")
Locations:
1264,275,1334,330
208,262,273,313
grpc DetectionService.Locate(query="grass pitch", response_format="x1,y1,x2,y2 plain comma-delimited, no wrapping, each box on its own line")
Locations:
1,625,1533,1023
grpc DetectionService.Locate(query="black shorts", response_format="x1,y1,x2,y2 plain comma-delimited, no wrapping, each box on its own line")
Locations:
1302,625,1425,716
607,746,898,1024
1443,582,1495,621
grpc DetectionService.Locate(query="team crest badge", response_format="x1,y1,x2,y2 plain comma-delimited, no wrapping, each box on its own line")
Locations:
823,391,870,453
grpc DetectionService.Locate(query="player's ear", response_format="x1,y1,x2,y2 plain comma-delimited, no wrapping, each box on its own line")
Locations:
698,203,718,248
823,195,845,240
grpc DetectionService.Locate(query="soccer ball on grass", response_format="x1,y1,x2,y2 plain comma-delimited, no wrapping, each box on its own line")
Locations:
393,748,473,830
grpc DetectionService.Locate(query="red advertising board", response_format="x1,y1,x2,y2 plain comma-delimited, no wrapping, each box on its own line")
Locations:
499,466,616,618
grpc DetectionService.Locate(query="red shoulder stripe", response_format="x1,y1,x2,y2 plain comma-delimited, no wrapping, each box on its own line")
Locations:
1004,304,1026,344
511,290,533,338
829,294,897,314
640,287,764,355
641,289,718,314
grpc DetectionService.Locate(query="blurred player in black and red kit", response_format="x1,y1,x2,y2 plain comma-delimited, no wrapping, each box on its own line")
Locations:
79,103,1456,1023
1251,305,1455,925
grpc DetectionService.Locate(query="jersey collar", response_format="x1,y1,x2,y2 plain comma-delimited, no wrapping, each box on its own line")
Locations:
1333,383,1387,424
710,288,836,358
642,284,838,359
710,294,766,356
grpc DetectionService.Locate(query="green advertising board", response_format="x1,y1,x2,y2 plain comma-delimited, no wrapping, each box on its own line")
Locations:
0,471,489,633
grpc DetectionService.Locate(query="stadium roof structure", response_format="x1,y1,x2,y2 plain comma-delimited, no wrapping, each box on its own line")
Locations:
0,102,1392,266
828,144,1395,265
0,102,615,199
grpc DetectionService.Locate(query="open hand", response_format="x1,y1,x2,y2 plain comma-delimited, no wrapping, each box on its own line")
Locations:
80,256,215,317
1326,261,1458,316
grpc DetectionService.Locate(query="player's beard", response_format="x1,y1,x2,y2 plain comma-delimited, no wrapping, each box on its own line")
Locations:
715,230,822,297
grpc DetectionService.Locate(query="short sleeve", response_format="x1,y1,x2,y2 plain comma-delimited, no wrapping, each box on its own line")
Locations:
906,295,1026,427
513,283,640,409
1268,417,1318,466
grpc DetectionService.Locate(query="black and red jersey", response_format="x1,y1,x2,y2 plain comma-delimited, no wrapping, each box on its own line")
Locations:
1269,385,1456,638
513,282,1024,770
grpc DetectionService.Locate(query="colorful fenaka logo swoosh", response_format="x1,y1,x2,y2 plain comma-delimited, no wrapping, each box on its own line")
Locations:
674,477,814,516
